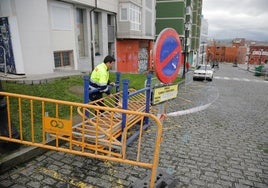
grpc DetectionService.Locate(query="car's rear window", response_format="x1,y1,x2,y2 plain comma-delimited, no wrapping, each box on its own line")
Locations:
197,66,212,70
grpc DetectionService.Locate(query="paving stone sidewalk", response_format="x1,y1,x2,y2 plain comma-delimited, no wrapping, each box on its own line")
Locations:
0,67,267,187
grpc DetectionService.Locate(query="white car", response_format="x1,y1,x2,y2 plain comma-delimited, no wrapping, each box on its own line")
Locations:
193,65,214,81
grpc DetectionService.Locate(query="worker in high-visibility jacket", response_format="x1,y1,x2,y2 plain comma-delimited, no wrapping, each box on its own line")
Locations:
89,55,115,102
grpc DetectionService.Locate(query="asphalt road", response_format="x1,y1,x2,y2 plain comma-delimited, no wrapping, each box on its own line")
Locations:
0,63,267,188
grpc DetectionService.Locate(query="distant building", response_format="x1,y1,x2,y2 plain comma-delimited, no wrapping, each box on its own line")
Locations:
225,46,238,62
237,46,247,64
206,38,268,65
248,46,268,65
233,38,246,47
207,38,249,64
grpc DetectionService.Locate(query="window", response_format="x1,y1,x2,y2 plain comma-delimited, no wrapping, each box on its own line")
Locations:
121,8,128,20
107,14,115,57
107,14,113,26
107,14,115,42
76,8,86,57
120,3,141,31
50,3,71,30
54,51,73,68
129,4,141,31
94,12,101,55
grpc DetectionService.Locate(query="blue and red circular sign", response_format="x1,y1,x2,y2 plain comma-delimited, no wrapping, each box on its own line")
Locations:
154,28,182,84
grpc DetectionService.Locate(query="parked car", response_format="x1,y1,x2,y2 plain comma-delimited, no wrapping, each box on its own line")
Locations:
193,65,214,81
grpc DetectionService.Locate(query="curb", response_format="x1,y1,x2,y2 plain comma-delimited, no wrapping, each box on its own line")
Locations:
0,145,48,174
0,138,66,174
237,65,255,73
0,146,48,174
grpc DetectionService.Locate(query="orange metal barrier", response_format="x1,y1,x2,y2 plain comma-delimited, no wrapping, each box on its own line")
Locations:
0,91,162,188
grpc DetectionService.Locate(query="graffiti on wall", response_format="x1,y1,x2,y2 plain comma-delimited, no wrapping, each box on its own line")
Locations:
138,48,148,73
0,17,16,74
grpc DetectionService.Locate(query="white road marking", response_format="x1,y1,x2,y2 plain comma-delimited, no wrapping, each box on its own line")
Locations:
242,78,250,82
214,76,267,83
167,86,220,117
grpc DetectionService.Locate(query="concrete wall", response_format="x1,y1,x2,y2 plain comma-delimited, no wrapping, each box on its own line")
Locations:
116,39,153,73
14,0,54,74
72,0,118,13
97,0,118,13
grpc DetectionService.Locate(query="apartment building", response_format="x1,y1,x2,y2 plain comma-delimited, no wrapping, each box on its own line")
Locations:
0,0,157,75
0,0,155,75
116,0,155,73
155,0,203,67
207,41,268,65
249,46,268,65
0,0,117,75
1,0,203,76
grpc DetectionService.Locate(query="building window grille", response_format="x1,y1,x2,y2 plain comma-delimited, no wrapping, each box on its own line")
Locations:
54,51,73,68
120,3,141,31
129,4,141,31
121,8,128,20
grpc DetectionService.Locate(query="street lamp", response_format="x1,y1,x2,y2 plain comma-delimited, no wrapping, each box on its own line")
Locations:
201,42,205,65
183,22,190,79
259,49,263,64
247,52,250,71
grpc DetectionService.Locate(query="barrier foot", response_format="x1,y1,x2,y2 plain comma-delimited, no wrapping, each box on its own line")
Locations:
129,169,178,188
126,123,150,146
0,124,21,153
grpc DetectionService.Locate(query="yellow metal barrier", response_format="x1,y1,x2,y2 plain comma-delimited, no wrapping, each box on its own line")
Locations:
0,91,162,188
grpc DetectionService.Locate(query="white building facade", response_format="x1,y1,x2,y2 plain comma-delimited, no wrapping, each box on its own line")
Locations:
0,0,117,75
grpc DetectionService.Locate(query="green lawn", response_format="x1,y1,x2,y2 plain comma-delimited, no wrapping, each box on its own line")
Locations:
1,72,182,142
2,73,152,101
2,72,182,100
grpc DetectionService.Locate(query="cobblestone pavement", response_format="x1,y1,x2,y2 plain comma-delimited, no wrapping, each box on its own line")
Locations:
0,63,267,188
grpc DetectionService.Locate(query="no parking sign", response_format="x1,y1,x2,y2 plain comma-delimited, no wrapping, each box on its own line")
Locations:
154,28,182,84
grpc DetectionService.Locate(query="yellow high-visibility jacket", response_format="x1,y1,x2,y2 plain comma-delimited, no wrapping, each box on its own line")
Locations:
90,62,109,93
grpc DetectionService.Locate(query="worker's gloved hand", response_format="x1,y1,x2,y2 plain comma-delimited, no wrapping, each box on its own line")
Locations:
109,82,115,86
